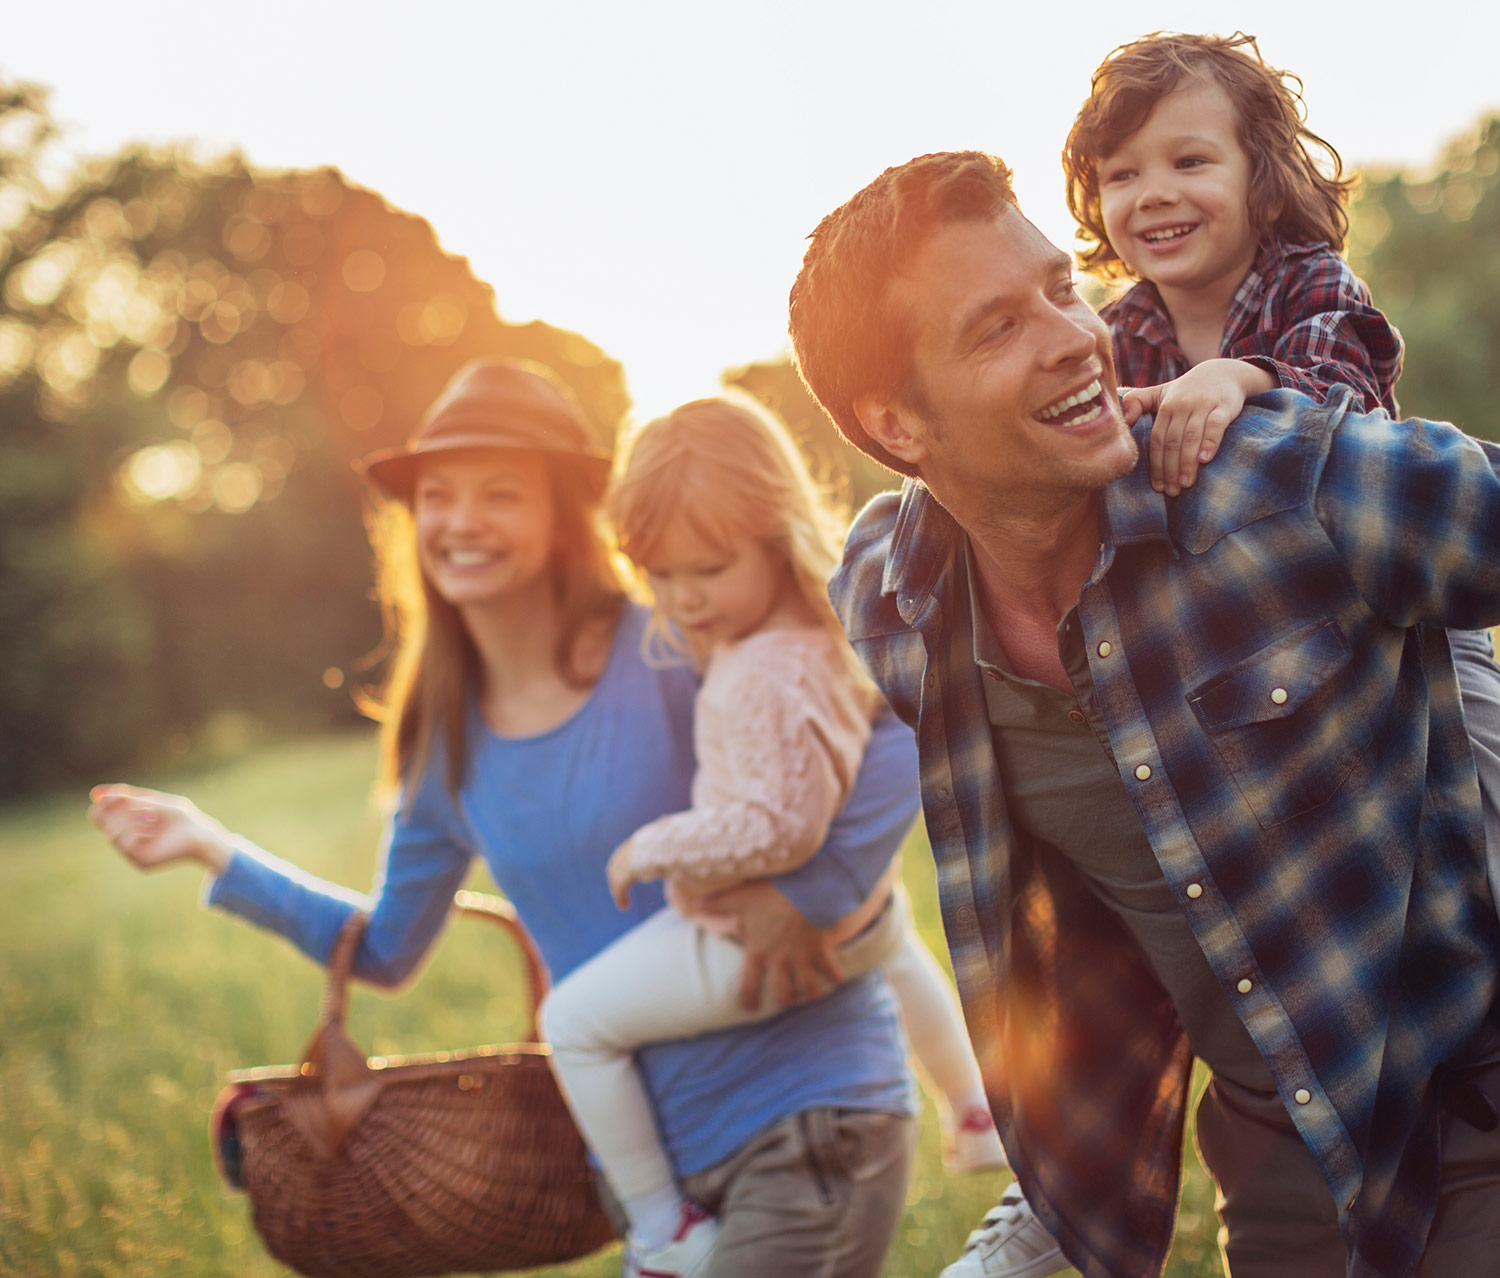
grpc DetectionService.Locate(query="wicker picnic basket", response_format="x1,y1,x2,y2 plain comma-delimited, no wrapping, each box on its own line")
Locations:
210,890,617,1277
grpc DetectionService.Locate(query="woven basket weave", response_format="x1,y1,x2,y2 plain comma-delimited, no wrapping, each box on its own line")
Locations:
211,891,617,1277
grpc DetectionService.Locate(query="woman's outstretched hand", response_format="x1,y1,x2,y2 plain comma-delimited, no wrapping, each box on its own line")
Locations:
87,784,233,875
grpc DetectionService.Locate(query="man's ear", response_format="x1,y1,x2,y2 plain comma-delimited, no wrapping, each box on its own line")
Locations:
853,394,929,467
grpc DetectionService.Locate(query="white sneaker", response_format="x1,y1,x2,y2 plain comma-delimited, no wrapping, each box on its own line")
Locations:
940,1182,1069,1278
622,1200,719,1278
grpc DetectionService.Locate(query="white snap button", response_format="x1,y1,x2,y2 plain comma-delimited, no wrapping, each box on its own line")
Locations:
1134,764,1152,781
1271,687,1289,705
1185,883,1203,899
1097,641,1112,658
1294,1088,1312,1105
1237,978,1253,994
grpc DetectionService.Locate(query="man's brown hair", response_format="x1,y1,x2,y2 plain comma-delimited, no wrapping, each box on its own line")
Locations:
789,151,1018,475
1064,31,1353,283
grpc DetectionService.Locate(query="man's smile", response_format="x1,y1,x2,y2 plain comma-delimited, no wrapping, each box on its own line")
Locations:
1037,378,1107,426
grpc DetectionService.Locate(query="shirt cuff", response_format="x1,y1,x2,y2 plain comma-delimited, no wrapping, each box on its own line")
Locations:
773,853,869,930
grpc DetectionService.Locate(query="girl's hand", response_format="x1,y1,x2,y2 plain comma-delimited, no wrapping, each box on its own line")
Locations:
605,838,638,909
87,784,233,874
1124,359,1276,495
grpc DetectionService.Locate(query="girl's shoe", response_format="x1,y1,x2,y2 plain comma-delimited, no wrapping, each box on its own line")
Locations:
622,1200,719,1278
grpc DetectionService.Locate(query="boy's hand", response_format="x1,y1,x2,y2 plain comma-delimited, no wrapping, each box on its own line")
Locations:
87,784,233,874
1124,359,1276,495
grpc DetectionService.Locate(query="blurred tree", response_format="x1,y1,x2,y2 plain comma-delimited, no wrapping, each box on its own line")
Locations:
723,359,898,514
0,85,630,798
1348,116,1500,441
0,83,158,794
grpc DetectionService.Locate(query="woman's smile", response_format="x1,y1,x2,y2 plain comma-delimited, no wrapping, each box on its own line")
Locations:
413,451,555,608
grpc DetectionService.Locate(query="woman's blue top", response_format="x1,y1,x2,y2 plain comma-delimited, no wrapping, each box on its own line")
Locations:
207,603,918,1176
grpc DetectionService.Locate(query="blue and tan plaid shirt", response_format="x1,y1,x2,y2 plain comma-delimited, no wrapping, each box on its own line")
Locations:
1104,241,1405,415
832,389,1500,1278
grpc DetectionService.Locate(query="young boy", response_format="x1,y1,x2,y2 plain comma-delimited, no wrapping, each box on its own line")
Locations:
1064,27,1500,1212
1065,31,1402,492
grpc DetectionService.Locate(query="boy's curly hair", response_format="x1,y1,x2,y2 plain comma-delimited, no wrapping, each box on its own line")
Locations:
1064,31,1353,283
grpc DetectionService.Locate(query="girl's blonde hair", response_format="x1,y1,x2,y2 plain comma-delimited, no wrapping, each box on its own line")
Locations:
609,396,871,693
363,452,627,801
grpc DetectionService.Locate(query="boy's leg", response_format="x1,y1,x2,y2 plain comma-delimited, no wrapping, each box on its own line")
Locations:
1449,628,1500,908
679,1107,915,1278
1413,1025,1500,1274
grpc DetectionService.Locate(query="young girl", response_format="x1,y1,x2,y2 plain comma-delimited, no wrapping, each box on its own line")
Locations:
1063,30,1500,904
538,396,1013,1275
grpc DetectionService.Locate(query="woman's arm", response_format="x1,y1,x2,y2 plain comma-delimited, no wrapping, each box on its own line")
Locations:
773,708,920,928
88,766,475,988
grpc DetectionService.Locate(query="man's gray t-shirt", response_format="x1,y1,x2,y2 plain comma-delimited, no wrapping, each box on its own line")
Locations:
966,544,1275,1096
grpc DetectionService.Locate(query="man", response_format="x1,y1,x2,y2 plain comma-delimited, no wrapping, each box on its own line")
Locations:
789,150,1500,1278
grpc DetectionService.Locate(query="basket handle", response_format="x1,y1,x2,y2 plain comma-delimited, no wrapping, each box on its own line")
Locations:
452,889,551,1042
294,892,551,1159
318,890,551,1044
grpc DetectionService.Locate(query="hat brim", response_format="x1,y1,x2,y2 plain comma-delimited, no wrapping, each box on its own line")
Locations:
357,435,613,504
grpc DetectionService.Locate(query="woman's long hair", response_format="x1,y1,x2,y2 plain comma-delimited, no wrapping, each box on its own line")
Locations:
363,452,628,801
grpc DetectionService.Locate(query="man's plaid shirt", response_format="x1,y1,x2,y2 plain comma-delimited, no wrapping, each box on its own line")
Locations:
832,390,1500,1277
1103,241,1405,415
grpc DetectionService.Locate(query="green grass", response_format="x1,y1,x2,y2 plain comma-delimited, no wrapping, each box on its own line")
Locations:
0,731,1222,1277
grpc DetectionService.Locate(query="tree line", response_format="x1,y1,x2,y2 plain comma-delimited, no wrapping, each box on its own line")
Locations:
1,81,1495,800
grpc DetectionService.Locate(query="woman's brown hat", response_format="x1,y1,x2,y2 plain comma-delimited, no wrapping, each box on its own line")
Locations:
357,359,613,501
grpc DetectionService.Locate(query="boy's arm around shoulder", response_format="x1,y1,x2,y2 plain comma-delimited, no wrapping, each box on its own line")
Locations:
1247,247,1404,415
1314,394,1500,629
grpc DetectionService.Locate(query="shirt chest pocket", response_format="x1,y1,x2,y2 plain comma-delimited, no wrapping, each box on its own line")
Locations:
1188,619,1369,829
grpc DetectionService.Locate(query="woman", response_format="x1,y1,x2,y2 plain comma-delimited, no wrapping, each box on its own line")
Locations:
89,358,920,1278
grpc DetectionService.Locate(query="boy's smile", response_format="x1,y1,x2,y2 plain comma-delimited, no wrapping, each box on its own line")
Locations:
1097,76,1259,317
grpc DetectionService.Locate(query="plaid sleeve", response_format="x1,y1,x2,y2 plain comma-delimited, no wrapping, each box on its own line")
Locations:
1314,395,1500,628
1237,250,1405,415
831,492,926,727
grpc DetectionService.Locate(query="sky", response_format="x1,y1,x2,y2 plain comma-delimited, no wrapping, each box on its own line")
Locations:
6,1,1498,418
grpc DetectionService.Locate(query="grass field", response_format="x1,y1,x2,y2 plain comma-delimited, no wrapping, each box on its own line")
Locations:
0,730,1223,1277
